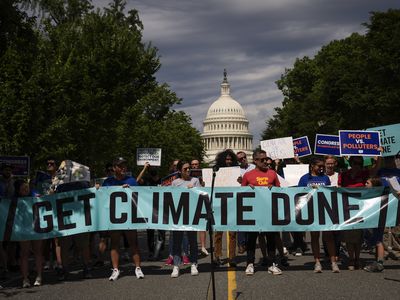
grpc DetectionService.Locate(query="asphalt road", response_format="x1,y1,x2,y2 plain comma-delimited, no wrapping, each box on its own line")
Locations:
1,231,400,300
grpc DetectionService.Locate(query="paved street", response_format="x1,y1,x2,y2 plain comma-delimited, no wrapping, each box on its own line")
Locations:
1,231,400,299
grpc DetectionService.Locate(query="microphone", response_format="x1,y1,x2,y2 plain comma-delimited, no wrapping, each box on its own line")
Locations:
212,164,219,172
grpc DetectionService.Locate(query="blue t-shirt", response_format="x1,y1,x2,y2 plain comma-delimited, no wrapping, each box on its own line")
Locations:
102,176,138,187
298,173,331,187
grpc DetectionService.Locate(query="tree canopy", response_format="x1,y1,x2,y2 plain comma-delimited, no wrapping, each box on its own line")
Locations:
0,0,204,177
263,9,400,146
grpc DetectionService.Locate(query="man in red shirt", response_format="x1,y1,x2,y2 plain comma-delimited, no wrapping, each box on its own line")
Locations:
241,149,282,275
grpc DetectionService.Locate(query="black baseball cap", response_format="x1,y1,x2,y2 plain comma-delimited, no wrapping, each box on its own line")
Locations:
113,157,127,166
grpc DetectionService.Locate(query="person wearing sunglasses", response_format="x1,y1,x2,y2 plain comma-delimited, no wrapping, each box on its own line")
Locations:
241,149,282,276
170,160,201,278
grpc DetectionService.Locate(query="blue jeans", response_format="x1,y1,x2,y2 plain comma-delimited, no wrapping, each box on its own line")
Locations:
172,231,198,265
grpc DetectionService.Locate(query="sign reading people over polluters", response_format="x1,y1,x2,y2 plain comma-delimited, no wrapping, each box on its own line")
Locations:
339,130,381,156
293,136,312,157
1,186,399,241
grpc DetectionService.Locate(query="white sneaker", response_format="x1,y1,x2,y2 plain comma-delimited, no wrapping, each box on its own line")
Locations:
171,266,179,278
109,268,120,281
201,247,209,256
245,263,254,276
33,276,42,286
43,261,51,270
314,263,322,273
135,267,144,279
22,278,31,288
268,263,282,275
191,264,199,276
283,247,289,256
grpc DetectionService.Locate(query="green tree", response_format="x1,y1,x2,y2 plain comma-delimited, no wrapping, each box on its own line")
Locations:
0,0,204,177
263,10,400,145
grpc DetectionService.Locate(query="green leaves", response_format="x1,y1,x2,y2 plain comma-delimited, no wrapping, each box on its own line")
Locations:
0,0,204,177
264,10,400,144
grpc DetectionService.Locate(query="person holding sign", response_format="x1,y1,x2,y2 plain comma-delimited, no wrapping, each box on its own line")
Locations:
213,149,239,267
241,149,282,276
170,160,200,278
297,157,340,273
103,157,144,281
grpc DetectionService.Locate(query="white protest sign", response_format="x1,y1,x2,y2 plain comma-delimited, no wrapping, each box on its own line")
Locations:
388,177,400,193
202,167,241,187
282,164,309,186
260,137,294,160
277,174,291,187
136,148,162,166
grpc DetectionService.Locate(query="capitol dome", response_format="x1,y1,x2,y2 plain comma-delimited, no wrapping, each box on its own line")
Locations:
201,70,253,163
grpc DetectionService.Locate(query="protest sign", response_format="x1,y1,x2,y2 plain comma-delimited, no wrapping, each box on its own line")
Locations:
1,186,399,241
260,137,294,160
367,123,400,157
136,148,162,166
282,164,309,186
293,136,312,157
314,134,340,156
160,172,179,186
339,130,381,156
202,167,241,187
0,156,30,176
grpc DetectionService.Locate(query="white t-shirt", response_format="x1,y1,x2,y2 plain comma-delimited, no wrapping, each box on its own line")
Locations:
171,177,201,188
327,172,339,187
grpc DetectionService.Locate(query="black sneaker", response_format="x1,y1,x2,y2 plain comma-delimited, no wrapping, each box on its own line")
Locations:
364,261,384,273
82,267,93,279
57,267,69,281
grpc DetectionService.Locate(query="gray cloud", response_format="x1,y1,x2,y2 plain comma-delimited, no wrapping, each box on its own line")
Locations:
95,0,399,144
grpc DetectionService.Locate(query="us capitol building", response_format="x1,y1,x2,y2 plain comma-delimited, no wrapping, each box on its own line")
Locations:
201,70,253,163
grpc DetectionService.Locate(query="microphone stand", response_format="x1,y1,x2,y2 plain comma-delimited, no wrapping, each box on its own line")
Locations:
207,166,218,300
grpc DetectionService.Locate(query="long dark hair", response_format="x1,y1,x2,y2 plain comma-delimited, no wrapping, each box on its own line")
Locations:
215,149,239,167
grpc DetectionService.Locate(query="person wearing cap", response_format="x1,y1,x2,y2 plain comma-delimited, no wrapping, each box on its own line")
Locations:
102,157,144,281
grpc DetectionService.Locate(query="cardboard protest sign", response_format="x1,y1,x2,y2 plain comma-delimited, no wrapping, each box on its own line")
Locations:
260,137,294,160
293,136,312,157
367,123,400,157
202,166,241,187
314,134,340,156
282,164,309,186
339,130,381,156
136,148,162,166
0,156,30,176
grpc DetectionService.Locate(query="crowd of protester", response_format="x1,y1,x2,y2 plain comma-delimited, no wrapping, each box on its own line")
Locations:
0,148,400,288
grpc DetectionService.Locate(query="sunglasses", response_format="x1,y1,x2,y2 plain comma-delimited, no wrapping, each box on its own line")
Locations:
47,162,55,166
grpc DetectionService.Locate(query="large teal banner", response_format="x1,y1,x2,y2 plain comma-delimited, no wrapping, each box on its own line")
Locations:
0,186,399,241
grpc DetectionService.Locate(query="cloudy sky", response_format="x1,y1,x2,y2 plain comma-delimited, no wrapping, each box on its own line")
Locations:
97,0,399,146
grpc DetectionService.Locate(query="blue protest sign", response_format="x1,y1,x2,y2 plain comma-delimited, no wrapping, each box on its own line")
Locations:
314,134,340,156
293,136,312,157
367,123,400,157
0,156,30,176
339,130,381,156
